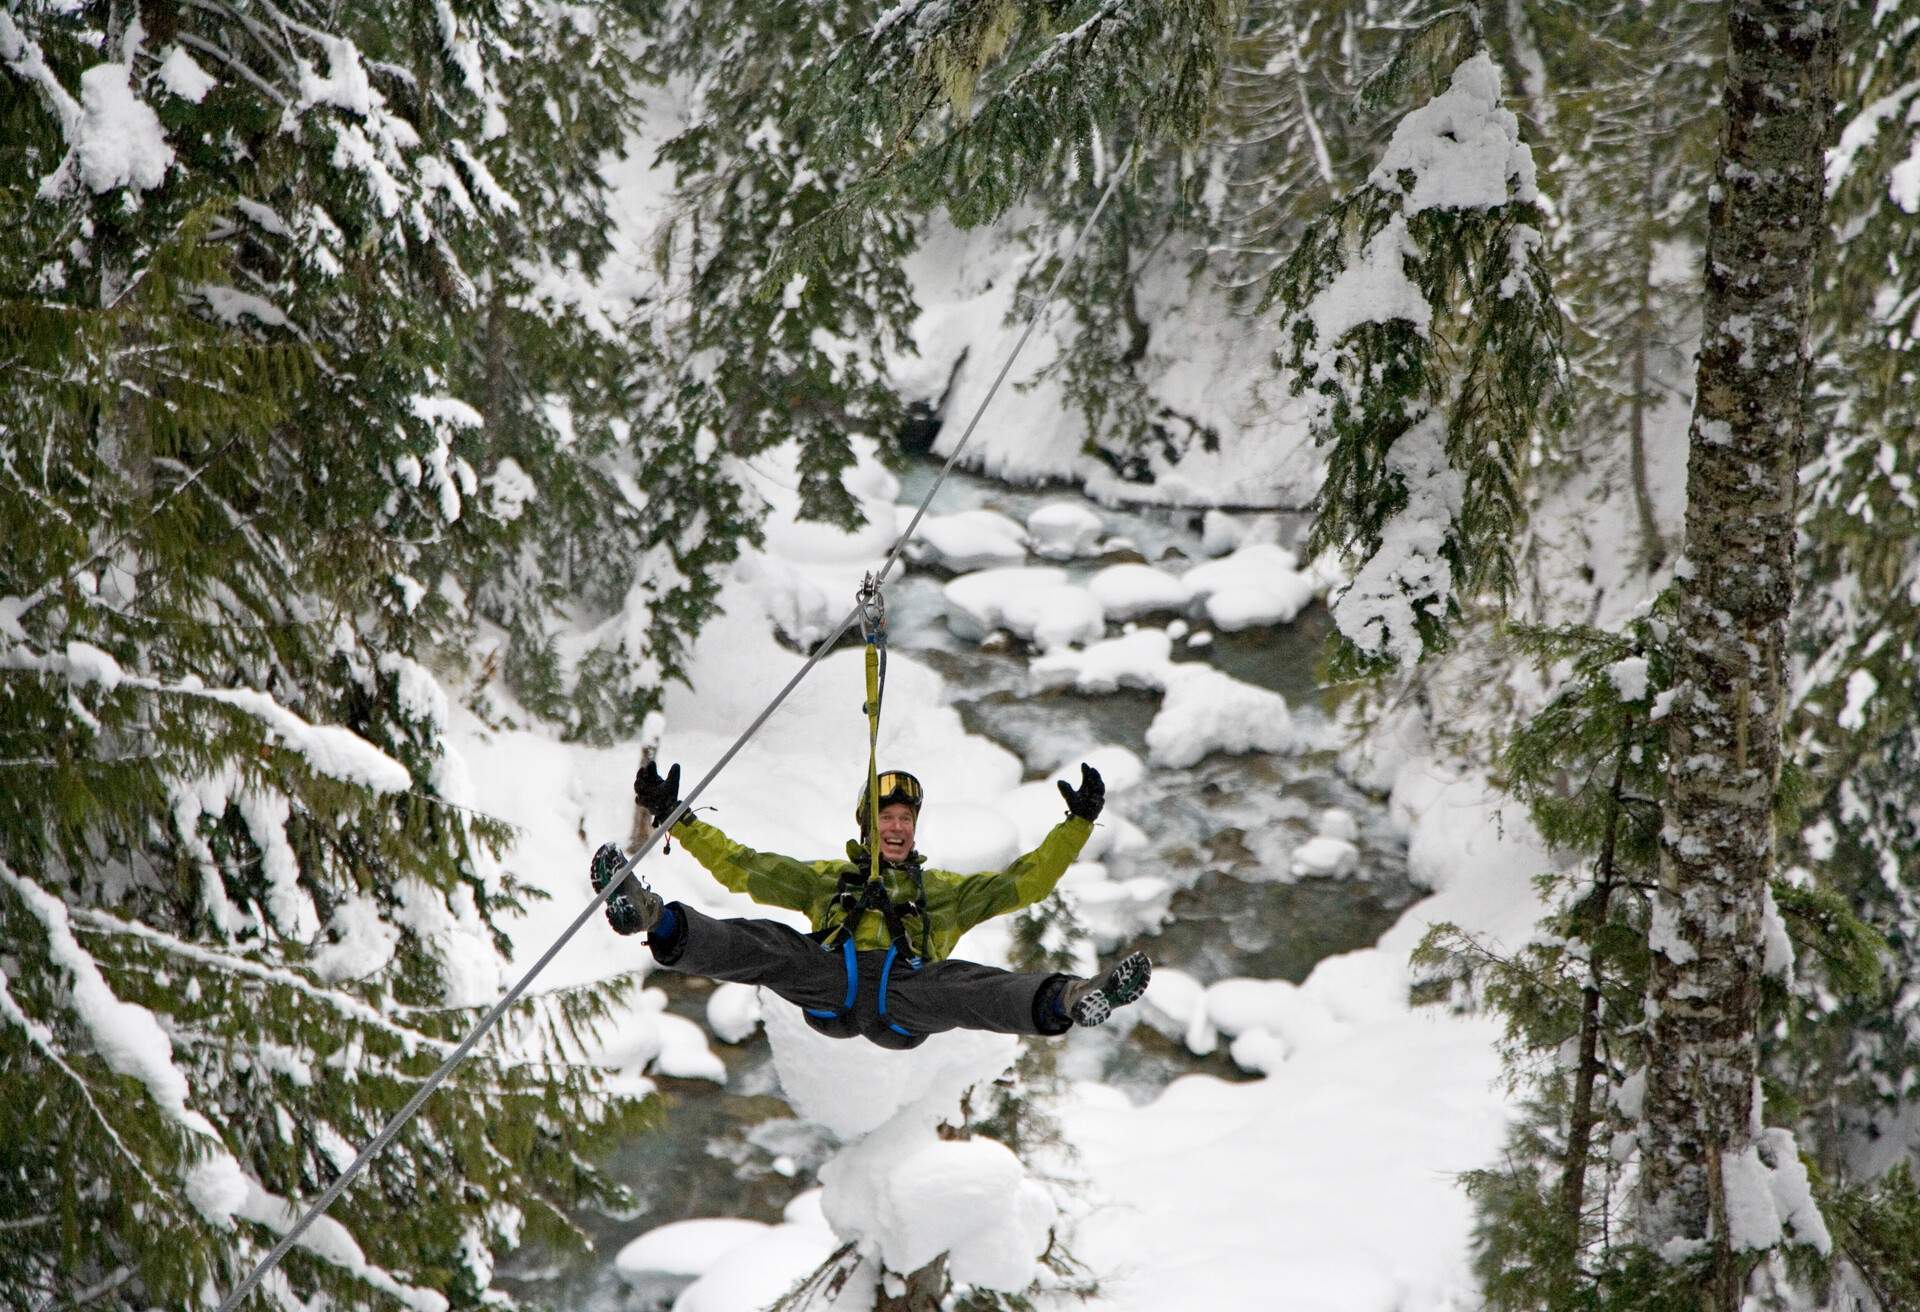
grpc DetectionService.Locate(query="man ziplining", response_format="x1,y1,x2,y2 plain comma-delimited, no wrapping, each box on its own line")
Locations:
591,761,1151,1049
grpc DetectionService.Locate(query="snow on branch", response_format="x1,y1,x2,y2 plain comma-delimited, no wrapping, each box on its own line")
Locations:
0,863,219,1141
234,1179,452,1312
0,640,412,794
1269,49,1565,671
67,906,454,1057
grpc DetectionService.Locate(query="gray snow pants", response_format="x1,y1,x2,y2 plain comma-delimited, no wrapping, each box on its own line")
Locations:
649,903,1072,1050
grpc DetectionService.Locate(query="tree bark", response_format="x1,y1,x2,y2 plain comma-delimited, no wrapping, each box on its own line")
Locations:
1637,0,1834,1305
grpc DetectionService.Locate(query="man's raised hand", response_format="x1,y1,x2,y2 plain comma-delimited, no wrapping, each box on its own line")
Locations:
1058,762,1104,822
634,759,682,828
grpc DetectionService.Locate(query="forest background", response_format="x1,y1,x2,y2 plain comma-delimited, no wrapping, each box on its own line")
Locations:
2,1,1917,1310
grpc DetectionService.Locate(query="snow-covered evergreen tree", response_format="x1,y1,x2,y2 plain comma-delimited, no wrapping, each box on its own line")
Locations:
0,5,659,1307
1263,22,1567,673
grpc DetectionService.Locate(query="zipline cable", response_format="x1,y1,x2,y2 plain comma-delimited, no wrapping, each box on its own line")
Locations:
214,150,1133,1312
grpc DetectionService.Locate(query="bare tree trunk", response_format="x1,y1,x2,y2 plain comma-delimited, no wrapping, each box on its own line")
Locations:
1627,143,1667,572
1637,1,1834,1306
1559,737,1630,1242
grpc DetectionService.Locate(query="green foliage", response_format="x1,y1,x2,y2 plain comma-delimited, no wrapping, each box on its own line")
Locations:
1823,1163,1920,1311
788,0,1232,254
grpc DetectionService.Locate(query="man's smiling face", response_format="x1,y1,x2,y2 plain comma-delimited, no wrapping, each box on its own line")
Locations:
876,801,917,863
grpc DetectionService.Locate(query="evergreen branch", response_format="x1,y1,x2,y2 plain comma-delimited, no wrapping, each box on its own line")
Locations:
0,966,174,1204
7,430,252,626
68,907,456,1056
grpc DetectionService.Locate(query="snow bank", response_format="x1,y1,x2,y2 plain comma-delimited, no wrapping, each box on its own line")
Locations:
1063,760,1554,1311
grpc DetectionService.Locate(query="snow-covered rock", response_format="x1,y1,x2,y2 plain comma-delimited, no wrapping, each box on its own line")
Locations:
1087,562,1192,620
943,566,1105,651
1030,627,1171,694
1147,666,1294,768
1135,965,1218,1055
1290,835,1361,880
613,1217,771,1282
1026,501,1106,560
1059,863,1174,951
706,982,764,1043
1183,542,1319,631
907,509,1029,572
821,1118,1056,1292
763,999,1019,1143
670,1224,848,1312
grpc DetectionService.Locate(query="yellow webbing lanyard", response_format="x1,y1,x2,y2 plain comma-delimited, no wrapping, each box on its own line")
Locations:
857,572,887,891
864,640,882,888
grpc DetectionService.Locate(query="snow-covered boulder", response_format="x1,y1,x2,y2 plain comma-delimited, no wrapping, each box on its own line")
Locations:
820,1117,1057,1292
944,566,1105,651
759,991,1056,1297
1183,543,1318,631
764,998,1019,1142
1029,627,1173,694
1026,501,1106,559
670,1223,849,1312
1087,562,1192,620
1201,509,1249,556
1291,808,1363,879
614,1217,771,1283
1146,666,1295,768
907,508,1029,572
706,982,765,1043
1134,964,1218,1055
1059,863,1174,950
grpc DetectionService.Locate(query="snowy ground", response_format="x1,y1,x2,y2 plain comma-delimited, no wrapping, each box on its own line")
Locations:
453,428,1558,1309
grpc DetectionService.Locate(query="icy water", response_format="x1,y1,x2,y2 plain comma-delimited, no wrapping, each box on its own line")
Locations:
497,463,1418,1309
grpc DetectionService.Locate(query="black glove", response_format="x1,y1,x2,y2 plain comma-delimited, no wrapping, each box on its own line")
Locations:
634,759,682,828
1058,762,1104,822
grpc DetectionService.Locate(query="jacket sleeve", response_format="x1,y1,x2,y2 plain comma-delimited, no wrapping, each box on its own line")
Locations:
670,817,830,915
944,816,1093,934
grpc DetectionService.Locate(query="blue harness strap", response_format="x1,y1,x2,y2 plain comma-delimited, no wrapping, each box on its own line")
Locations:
806,937,860,1020
876,943,920,1037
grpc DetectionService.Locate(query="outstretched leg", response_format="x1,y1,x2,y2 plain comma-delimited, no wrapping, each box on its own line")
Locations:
886,950,1154,1039
650,904,851,1017
881,957,1074,1037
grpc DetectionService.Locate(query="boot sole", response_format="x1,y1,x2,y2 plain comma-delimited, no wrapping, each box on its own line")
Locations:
1072,951,1151,1027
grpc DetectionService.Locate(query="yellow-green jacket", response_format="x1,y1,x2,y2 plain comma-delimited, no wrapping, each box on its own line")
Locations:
669,814,1093,960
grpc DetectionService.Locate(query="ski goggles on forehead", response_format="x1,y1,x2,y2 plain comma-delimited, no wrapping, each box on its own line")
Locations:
874,771,923,807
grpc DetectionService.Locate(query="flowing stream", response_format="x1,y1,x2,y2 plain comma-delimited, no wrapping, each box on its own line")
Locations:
498,463,1418,1309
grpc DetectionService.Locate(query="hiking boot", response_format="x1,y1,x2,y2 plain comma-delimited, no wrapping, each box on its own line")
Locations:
1061,951,1152,1027
590,842,662,936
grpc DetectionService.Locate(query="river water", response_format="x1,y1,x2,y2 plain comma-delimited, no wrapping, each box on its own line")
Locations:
498,463,1419,1309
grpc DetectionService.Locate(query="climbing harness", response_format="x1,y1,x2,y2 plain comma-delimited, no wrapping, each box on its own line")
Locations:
214,151,1135,1312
